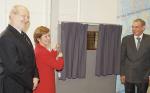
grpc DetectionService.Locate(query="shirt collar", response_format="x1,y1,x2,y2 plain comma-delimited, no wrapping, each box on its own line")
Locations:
16,28,22,34
9,24,22,33
134,33,143,39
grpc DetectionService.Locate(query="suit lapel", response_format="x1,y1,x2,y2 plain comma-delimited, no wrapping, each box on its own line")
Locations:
130,34,146,53
137,34,145,54
7,25,33,50
6,25,22,37
130,35,137,53
21,31,33,47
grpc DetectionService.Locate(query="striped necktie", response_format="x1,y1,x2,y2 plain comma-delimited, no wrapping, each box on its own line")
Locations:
136,37,141,50
21,31,31,45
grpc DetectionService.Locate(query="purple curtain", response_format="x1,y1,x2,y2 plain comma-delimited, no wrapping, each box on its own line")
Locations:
95,24,122,76
60,22,88,80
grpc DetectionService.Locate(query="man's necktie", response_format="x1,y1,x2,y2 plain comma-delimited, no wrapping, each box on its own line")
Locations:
136,37,141,50
21,31,31,45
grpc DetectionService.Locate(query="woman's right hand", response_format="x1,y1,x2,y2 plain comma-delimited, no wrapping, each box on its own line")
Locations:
57,52,63,57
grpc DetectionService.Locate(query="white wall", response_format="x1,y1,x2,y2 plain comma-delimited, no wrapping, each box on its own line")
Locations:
50,0,60,48
0,0,7,31
80,0,117,23
59,0,78,21
59,0,118,24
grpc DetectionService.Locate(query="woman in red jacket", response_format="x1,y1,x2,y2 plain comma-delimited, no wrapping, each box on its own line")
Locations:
33,26,64,93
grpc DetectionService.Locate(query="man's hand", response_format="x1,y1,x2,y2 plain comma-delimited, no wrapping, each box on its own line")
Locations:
33,77,39,90
120,75,125,84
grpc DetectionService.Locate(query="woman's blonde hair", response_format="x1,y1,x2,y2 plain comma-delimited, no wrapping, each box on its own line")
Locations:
33,26,50,44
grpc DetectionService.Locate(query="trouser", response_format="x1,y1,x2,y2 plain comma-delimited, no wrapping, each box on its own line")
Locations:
125,80,148,93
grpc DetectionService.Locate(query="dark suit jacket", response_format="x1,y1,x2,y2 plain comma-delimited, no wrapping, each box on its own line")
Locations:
120,34,150,83
0,53,4,93
0,25,39,93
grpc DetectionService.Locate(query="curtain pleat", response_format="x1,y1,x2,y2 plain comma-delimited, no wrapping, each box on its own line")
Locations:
95,24,122,76
60,22,88,80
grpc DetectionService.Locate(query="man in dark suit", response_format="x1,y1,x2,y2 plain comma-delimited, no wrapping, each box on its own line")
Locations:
120,18,150,93
0,5,39,93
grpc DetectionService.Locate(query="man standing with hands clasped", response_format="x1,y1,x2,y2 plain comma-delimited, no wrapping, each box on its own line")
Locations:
0,5,39,93
120,18,150,93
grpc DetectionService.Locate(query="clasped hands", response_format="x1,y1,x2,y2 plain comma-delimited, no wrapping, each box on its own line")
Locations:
55,43,63,58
